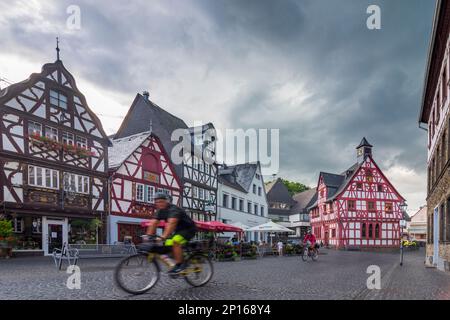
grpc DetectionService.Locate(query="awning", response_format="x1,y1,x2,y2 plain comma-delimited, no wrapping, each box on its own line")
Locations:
247,220,295,233
140,219,242,232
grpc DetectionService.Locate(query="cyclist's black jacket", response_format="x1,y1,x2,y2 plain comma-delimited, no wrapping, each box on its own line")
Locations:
156,204,197,236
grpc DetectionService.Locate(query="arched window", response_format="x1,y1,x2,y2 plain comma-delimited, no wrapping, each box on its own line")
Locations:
361,223,366,238
369,224,373,238
375,224,380,239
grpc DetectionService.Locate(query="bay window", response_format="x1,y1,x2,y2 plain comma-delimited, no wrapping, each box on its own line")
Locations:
28,166,59,189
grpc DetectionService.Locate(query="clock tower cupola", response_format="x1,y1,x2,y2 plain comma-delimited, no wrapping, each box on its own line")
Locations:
356,137,373,164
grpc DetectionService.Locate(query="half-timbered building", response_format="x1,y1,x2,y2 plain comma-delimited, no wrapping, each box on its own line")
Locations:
0,57,109,255
308,138,406,250
108,131,182,244
114,92,218,223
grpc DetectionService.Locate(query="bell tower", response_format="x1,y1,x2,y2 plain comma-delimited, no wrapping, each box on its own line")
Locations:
356,137,373,164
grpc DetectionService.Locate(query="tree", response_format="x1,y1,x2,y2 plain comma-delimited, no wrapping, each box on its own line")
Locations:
281,179,310,195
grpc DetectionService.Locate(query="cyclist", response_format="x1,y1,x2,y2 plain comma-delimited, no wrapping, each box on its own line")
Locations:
303,229,317,254
145,192,197,275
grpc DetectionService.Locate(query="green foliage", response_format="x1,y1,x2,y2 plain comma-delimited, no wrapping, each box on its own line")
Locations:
0,220,13,238
281,179,310,195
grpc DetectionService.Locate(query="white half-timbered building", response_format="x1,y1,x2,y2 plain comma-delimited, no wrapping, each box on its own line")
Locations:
108,131,182,244
114,92,218,223
0,57,109,255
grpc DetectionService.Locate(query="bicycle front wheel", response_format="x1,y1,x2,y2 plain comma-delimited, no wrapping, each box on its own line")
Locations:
311,250,319,261
114,253,160,295
184,253,214,287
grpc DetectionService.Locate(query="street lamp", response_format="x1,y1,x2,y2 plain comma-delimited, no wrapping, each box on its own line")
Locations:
399,202,408,266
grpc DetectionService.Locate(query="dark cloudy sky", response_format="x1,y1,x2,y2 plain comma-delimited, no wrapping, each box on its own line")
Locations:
0,0,436,212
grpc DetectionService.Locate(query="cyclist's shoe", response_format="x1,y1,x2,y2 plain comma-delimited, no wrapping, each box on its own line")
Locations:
168,263,187,276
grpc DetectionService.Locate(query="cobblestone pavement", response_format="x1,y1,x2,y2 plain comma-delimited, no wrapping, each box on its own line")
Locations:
1,248,449,300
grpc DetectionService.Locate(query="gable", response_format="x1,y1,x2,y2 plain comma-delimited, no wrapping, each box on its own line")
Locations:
338,157,405,202
0,61,108,141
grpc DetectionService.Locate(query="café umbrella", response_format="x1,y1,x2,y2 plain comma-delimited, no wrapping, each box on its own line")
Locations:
247,220,294,245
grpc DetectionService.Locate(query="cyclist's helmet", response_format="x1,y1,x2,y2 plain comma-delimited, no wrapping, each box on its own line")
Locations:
154,192,172,203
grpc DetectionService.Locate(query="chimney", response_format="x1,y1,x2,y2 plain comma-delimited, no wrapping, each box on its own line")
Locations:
142,91,150,101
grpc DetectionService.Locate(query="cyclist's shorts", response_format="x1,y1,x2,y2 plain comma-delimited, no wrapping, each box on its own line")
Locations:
164,229,196,246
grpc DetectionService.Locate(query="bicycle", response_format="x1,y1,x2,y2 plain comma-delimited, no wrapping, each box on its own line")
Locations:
301,244,319,261
114,239,214,295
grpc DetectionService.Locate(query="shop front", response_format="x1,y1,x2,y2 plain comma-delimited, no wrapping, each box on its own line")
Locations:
5,213,99,256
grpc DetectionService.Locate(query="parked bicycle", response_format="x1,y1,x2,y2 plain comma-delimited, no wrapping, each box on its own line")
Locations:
114,239,214,295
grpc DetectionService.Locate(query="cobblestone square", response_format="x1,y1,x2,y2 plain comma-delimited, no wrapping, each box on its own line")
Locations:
1,248,449,300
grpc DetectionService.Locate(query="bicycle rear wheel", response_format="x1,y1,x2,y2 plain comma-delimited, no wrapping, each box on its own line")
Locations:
114,253,160,295
183,253,214,287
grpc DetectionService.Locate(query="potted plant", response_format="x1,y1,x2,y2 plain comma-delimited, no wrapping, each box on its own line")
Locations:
0,220,14,258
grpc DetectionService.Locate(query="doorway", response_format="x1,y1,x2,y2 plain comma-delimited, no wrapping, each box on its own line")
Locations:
43,218,68,256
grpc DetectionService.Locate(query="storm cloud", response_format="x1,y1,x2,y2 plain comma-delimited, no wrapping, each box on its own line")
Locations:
0,0,436,212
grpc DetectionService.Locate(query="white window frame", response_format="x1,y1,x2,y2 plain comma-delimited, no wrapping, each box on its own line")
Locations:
13,217,24,233
199,188,204,200
28,121,42,136
64,172,89,194
76,136,88,149
28,165,59,189
62,132,74,146
136,184,145,202
45,126,58,141
192,186,198,198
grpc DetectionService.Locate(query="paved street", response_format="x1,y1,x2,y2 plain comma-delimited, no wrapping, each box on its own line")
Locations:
1,248,449,300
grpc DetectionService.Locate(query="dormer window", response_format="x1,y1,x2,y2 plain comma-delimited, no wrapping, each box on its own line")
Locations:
50,90,68,110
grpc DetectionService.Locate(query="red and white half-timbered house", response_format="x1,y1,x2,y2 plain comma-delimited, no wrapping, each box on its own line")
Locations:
0,58,109,255
308,138,406,250
108,131,182,244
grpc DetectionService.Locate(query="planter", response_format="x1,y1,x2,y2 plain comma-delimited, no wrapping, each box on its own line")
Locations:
0,243,13,259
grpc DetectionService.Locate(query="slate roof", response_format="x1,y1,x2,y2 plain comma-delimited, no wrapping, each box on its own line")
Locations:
108,131,152,169
291,188,317,214
218,162,260,193
266,178,296,205
114,93,190,178
356,137,373,149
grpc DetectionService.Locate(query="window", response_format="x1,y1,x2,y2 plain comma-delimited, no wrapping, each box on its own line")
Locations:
76,136,88,149
222,194,228,208
50,90,68,109
199,188,204,200
377,184,383,192
204,191,210,201
136,184,144,202
323,204,327,213
231,197,236,210
254,204,258,216
366,170,373,183
238,199,243,211
253,184,256,194
157,188,171,196
247,202,252,214
32,218,42,234
361,223,366,238
332,229,336,238
28,121,42,136
255,173,260,180
258,187,262,196
367,201,376,212
13,217,24,233
375,224,380,239
28,166,59,189
64,173,89,194
348,200,356,210
385,202,393,213
135,184,155,203
260,206,264,216
199,161,204,172
356,183,363,190
368,224,373,238
192,186,198,199
62,132,74,146
45,126,58,141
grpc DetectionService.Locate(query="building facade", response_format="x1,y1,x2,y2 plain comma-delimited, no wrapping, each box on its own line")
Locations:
217,162,269,242
288,189,316,238
407,206,427,244
108,131,182,244
418,0,450,271
265,178,296,223
308,138,405,250
114,92,218,223
0,59,109,255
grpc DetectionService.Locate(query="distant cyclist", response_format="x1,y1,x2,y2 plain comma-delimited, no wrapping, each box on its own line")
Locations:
145,192,197,275
303,229,317,253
